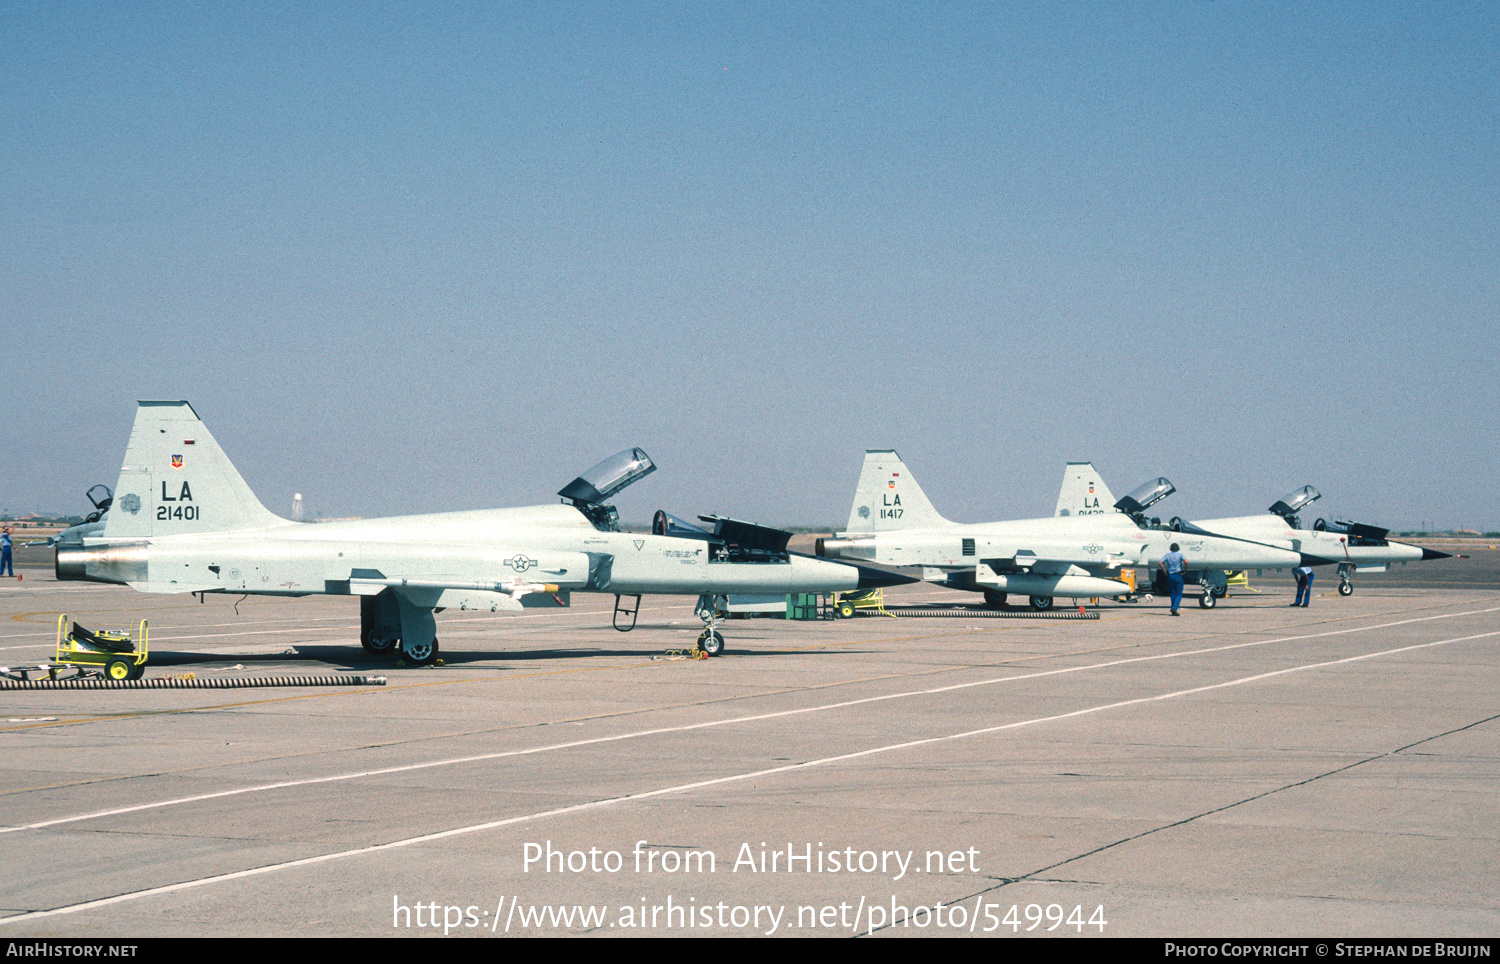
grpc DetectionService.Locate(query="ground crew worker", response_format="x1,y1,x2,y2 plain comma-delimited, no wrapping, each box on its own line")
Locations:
1159,542,1186,616
1292,565,1314,607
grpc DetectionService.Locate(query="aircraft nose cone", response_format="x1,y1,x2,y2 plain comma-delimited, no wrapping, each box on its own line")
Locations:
853,564,917,590
1421,547,1452,561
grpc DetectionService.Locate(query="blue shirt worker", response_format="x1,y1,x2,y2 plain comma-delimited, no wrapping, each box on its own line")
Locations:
0,528,12,578
1159,542,1186,616
1292,565,1314,607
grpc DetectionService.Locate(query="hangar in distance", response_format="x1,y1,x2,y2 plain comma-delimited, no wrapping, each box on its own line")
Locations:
816,450,1312,609
55,401,910,661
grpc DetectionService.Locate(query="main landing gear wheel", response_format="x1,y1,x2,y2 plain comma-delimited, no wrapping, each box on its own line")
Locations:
1029,595,1054,611
1210,585,1228,598
361,627,399,655
401,637,440,666
1338,581,1353,596
836,600,856,619
983,590,1008,609
1198,591,1217,609
697,629,725,657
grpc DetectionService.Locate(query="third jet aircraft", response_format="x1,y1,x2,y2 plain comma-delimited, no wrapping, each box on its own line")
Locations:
1054,464,1449,596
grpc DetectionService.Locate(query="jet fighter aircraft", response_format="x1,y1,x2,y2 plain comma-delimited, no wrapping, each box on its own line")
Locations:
56,401,910,660
1192,487,1450,595
1054,465,1449,595
816,451,1308,610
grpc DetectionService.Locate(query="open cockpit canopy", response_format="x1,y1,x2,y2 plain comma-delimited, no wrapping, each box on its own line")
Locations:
558,447,657,531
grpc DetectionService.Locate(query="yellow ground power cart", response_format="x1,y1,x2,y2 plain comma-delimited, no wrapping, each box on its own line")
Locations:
55,614,149,681
828,588,889,619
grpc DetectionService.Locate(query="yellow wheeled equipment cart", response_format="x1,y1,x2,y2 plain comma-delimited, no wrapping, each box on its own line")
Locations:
827,588,890,619
55,614,149,681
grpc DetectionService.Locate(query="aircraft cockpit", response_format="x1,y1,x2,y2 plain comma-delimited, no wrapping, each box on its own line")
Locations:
558,447,657,531
1115,477,1176,528
651,511,792,564
1268,485,1321,529
1324,519,1392,546
84,484,113,523
31,484,115,549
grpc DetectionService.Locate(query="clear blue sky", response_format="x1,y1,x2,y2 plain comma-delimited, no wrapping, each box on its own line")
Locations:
3,2,1496,530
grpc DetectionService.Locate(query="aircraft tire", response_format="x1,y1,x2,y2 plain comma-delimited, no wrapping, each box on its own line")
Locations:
360,627,399,655
1211,584,1228,598
1338,581,1353,596
698,629,726,657
1029,595,1053,611
1199,592,1217,609
983,590,1008,609
402,637,440,666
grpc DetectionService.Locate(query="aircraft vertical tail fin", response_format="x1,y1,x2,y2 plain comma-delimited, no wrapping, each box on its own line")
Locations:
1055,462,1117,517
103,401,290,538
845,450,953,532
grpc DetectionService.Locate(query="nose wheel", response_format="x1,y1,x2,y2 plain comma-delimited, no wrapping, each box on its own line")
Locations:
693,594,728,656
697,628,725,656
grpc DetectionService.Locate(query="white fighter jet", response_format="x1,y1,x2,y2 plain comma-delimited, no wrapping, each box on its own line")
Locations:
815,451,1308,610
55,401,911,660
1055,466,1449,596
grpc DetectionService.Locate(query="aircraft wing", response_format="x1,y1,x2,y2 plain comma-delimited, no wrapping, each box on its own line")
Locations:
961,530,1148,574
348,573,570,611
999,547,1138,572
